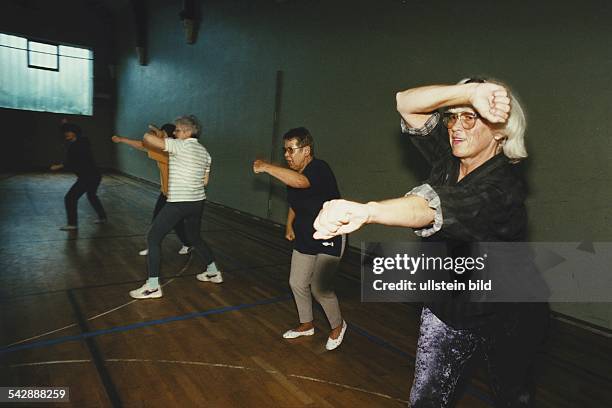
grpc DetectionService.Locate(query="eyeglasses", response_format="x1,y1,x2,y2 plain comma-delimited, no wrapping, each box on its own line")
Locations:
283,145,307,155
442,112,481,130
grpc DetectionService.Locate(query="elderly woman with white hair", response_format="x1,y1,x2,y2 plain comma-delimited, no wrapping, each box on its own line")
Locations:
313,78,548,406
130,115,222,299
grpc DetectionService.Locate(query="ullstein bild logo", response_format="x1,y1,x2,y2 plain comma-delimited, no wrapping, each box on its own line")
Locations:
371,253,487,275
372,278,493,291
364,241,612,303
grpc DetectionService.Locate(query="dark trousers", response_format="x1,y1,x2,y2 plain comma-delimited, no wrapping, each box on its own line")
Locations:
64,174,106,226
409,305,549,408
146,200,214,278
152,193,190,246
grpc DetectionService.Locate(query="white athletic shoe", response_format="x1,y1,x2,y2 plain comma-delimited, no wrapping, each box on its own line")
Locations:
60,225,78,231
283,327,315,339
129,283,162,299
94,218,107,224
196,271,223,283
139,249,148,256
325,320,347,351
178,245,192,255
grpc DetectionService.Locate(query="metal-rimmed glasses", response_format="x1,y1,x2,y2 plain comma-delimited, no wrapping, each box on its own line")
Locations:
442,111,481,130
283,145,308,155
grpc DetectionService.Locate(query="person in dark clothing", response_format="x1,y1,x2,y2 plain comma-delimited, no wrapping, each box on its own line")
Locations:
253,127,347,351
312,78,548,406
50,123,107,231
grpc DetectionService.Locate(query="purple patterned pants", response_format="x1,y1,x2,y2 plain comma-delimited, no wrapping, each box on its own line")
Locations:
409,306,547,407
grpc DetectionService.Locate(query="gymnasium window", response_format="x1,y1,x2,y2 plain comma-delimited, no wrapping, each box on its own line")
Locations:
0,33,93,115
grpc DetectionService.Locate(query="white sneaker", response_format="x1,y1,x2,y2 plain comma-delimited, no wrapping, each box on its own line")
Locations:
139,249,148,256
60,225,78,231
129,283,162,299
196,271,223,283
94,218,107,224
178,245,192,255
283,327,315,339
325,320,347,351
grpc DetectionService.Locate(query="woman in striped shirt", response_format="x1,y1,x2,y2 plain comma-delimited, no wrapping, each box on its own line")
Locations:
111,123,192,256
130,115,222,299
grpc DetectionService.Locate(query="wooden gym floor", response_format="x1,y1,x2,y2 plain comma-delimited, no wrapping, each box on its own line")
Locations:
0,172,611,407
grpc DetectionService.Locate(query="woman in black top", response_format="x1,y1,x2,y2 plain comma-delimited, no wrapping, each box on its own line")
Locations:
253,127,347,351
50,123,107,231
313,79,548,406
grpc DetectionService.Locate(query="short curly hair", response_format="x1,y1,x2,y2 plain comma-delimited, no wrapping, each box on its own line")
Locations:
283,127,314,156
174,115,201,138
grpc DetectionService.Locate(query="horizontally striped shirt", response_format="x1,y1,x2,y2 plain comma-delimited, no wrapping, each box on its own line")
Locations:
164,138,211,202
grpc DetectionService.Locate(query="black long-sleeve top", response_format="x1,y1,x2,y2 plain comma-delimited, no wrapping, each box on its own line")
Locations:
65,136,100,177
402,112,529,329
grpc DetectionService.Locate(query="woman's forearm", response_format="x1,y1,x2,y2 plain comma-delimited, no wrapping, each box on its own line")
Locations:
113,136,146,151
265,163,310,189
143,133,165,151
396,83,479,129
313,195,436,240
396,84,477,116
396,82,510,126
366,196,435,228
286,207,296,228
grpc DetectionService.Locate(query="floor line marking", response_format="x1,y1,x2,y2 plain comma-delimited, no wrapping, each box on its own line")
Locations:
67,289,122,408
6,358,409,404
4,253,194,347
2,258,292,348
0,294,292,354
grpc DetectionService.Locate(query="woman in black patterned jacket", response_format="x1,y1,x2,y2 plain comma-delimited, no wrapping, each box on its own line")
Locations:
313,78,548,407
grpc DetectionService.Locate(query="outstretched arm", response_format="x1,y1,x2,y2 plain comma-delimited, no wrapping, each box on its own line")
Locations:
112,135,146,151
142,125,167,152
252,160,310,189
143,133,165,152
396,83,510,128
313,196,435,239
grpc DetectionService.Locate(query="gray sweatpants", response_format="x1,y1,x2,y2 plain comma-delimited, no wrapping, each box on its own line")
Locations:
289,236,345,329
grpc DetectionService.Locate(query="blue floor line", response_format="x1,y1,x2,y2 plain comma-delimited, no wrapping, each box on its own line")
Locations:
4,292,493,405
1,293,292,355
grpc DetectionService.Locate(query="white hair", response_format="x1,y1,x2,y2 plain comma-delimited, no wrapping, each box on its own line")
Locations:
175,115,201,137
